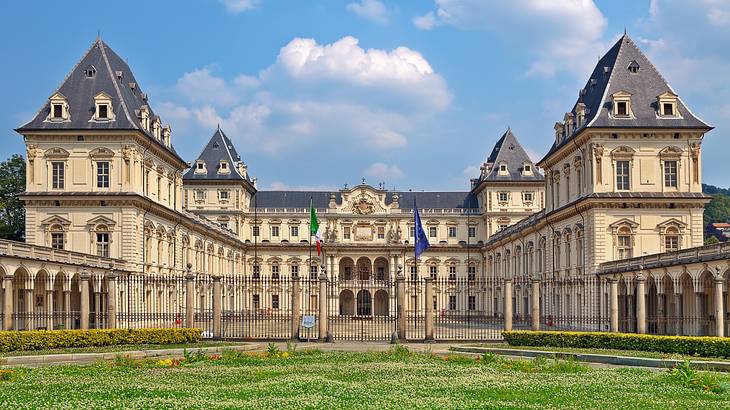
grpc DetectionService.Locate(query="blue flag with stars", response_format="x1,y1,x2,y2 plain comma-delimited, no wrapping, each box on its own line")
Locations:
414,199,430,258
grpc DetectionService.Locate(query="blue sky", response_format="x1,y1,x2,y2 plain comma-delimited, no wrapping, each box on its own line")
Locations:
1,0,728,190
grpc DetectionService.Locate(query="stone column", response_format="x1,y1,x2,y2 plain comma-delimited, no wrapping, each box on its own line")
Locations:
212,275,222,339
79,270,91,330
674,293,682,335
46,289,54,330
24,282,34,331
106,272,118,329
636,273,646,334
291,276,301,340
319,272,329,342
714,274,724,337
504,278,513,332
3,274,13,331
94,290,102,329
396,271,406,341
609,278,619,333
657,293,665,335
63,290,71,329
424,277,434,341
531,278,541,331
185,271,195,328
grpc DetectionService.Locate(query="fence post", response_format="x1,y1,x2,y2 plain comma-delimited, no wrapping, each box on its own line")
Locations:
504,278,513,332
185,269,196,329
531,277,540,331
609,277,619,332
79,269,91,330
424,277,434,341
318,272,329,342
106,270,118,329
636,271,646,334
396,270,406,341
291,276,301,340
212,275,222,339
714,268,724,337
3,273,13,331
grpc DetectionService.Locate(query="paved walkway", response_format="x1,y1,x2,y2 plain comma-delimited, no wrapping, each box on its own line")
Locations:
2,341,728,372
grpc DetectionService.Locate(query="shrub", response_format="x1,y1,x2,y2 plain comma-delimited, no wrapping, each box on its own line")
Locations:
502,331,730,358
668,359,726,394
0,328,201,353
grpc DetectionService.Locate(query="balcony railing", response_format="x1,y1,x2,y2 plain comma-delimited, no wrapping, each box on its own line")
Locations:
599,242,730,275
0,239,128,271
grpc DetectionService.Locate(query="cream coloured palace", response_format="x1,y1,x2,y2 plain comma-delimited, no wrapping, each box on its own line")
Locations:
4,34,729,337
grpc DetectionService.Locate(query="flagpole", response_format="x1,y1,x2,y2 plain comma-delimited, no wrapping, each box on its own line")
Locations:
309,197,313,280
414,198,418,280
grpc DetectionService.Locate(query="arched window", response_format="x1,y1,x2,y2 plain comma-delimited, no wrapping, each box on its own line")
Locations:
50,224,65,250
95,224,111,257
664,227,680,252
617,226,633,259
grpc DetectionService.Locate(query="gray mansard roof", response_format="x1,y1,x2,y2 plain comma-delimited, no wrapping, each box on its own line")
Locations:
545,34,711,158
479,129,543,183
252,189,478,210
17,38,183,162
183,127,252,183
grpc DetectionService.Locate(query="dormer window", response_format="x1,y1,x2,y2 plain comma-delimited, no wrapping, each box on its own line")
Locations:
657,92,680,118
139,105,150,130
47,92,70,122
628,60,640,74
218,160,230,175
162,125,171,147
522,163,533,176
497,162,508,176
194,160,206,174
93,92,114,121
611,91,633,118
84,64,96,78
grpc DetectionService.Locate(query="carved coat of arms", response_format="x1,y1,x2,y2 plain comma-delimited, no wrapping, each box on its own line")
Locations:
352,196,375,215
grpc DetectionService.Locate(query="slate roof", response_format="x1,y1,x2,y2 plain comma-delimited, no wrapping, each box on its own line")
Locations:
183,127,251,182
17,38,183,163
251,189,478,210
543,34,711,159
475,129,544,184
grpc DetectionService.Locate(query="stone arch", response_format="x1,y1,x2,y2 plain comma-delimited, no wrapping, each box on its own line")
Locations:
374,289,389,316
339,257,355,281
339,289,355,315
356,257,371,281
697,270,715,336
373,257,389,281
356,289,372,316
646,274,658,334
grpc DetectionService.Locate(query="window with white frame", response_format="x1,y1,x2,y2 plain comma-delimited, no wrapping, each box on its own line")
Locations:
52,161,64,189
96,231,110,257
343,226,351,239
429,265,437,280
429,226,437,238
195,190,205,201
448,295,457,310
377,226,385,239
271,226,279,237
665,227,680,252
498,192,508,202
448,265,456,281
617,227,633,259
468,226,476,238
290,226,299,237
616,160,630,190
252,225,260,237
271,264,280,280
468,295,476,311
50,228,64,250
468,265,476,281
219,190,229,200
290,264,299,277
309,265,318,280
448,226,457,238
252,264,261,279
271,294,279,309
97,161,110,188
664,160,678,187
522,192,533,203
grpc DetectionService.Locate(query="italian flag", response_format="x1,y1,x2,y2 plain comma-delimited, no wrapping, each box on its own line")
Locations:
310,199,322,256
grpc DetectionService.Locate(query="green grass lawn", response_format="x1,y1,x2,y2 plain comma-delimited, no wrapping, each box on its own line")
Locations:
0,341,243,357
1,348,729,409
475,343,730,362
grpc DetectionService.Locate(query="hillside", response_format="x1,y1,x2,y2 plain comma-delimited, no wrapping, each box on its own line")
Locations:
703,184,730,242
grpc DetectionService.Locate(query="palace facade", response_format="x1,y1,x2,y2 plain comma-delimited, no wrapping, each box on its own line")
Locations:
2,34,727,337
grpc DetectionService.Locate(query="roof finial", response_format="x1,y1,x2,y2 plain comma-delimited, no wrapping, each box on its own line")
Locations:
97,30,101,42
624,27,627,36
217,123,220,131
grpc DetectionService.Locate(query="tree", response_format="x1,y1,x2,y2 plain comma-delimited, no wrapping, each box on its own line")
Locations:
0,154,25,240
703,194,730,226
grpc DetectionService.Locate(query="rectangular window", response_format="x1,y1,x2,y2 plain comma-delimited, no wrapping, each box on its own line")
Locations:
617,235,632,259
410,227,415,238
52,161,64,189
523,192,533,202
290,265,299,277
498,192,508,202
617,101,628,116
97,161,110,188
51,232,64,250
664,160,678,187
433,295,437,310
252,294,260,310
448,266,456,281
98,104,108,119
429,227,437,238
663,103,674,116
616,160,630,190
665,235,679,252
468,295,476,311
271,226,279,237
448,226,457,238
290,226,299,237
377,226,385,239
376,266,385,281
96,232,110,257
195,190,205,200
252,226,260,237
271,265,280,280
252,265,261,279
310,265,318,280
468,226,476,238
343,227,351,240
220,190,229,200
448,295,457,311
53,104,63,118
429,265,437,280
271,294,280,309
467,265,476,281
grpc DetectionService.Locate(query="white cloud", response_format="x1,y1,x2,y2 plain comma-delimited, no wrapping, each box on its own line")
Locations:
462,164,479,178
219,0,259,14
415,0,608,77
347,0,388,24
364,162,404,180
175,68,240,107
413,12,437,30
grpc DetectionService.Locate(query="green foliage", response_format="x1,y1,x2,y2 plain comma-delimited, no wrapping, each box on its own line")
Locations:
668,359,726,394
704,193,730,226
502,331,730,358
286,341,297,356
477,352,588,374
0,369,15,382
0,154,25,241
266,342,280,358
703,183,730,196
183,348,207,364
388,344,411,358
705,235,720,245
0,328,201,353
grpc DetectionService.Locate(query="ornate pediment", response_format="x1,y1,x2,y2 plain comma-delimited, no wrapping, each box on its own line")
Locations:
339,185,388,215
40,215,71,229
